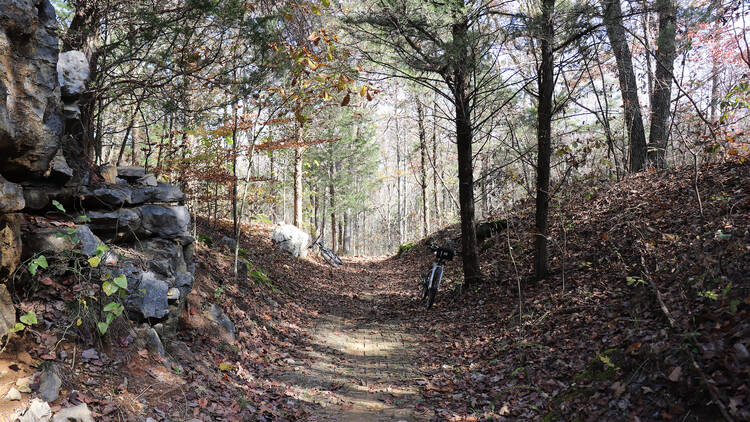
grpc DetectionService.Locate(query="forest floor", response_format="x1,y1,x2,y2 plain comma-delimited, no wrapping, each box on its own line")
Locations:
3,159,748,421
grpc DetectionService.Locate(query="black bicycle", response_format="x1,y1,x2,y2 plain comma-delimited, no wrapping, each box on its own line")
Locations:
309,234,343,268
420,243,455,309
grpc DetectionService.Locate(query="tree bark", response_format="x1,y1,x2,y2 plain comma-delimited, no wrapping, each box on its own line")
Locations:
452,19,482,286
534,0,555,282
293,143,304,227
432,101,441,228
602,0,648,172
329,161,336,250
648,0,677,168
416,97,430,237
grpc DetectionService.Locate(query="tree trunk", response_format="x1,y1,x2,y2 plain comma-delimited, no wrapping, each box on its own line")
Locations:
293,144,304,227
648,0,677,168
452,19,482,286
603,0,648,172
534,0,555,282
432,101,441,228
329,161,336,250
416,97,430,237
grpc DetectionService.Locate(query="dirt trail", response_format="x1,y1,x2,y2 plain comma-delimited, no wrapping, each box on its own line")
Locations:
281,258,432,421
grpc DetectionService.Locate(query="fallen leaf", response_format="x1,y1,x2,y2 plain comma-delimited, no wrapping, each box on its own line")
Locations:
668,366,682,382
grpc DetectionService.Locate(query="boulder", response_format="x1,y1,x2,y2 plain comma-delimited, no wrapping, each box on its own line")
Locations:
51,403,94,422
133,325,165,358
0,175,25,212
18,398,52,422
139,205,190,239
48,150,72,182
56,50,89,98
0,0,64,178
21,225,104,259
221,235,237,250
4,386,21,400
83,208,141,241
99,164,117,184
137,173,157,187
475,219,507,243
271,224,309,258
206,304,235,340
116,166,145,180
79,185,132,209
38,365,62,403
0,285,16,338
175,272,194,298
133,237,188,278
126,270,169,320
131,182,185,204
0,213,22,278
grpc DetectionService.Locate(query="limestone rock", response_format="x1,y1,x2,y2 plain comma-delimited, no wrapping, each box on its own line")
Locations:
0,213,22,279
4,386,21,400
116,166,145,180
49,150,72,182
51,403,94,422
131,182,185,204
272,224,309,258
38,365,62,403
167,287,180,301
139,205,190,239
18,398,52,422
99,164,117,184
79,185,132,209
133,325,165,358
0,0,64,178
0,175,24,212
56,50,88,98
206,304,236,340
0,285,16,338
137,173,157,187
83,208,141,241
22,225,105,260
125,270,169,320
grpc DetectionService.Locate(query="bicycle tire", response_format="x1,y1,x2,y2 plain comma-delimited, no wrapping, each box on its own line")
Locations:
420,272,430,301
426,266,443,309
331,250,343,266
320,248,339,267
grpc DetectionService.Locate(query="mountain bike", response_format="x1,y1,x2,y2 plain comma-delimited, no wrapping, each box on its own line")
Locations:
420,243,455,309
309,234,343,268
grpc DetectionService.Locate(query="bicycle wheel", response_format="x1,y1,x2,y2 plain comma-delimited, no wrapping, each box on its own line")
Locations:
420,271,430,301
426,266,443,309
320,248,339,267
331,250,343,266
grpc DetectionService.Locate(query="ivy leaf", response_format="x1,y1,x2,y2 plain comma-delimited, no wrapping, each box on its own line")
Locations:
20,311,37,326
97,321,109,335
10,322,25,333
88,256,101,268
79,215,91,223
102,281,118,296
103,302,120,313
51,200,66,213
113,274,128,290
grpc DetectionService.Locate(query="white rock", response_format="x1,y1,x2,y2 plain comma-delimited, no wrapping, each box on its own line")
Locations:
57,51,89,97
52,403,94,422
4,387,21,400
271,224,309,258
19,399,52,422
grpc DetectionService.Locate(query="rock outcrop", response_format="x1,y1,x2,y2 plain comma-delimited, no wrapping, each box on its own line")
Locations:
0,0,195,342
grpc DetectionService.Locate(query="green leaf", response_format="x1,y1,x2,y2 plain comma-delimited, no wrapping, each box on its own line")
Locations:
105,312,115,324
29,262,38,276
96,244,108,256
10,322,25,333
729,299,740,315
51,200,66,213
113,274,127,290
321,0,330,7
79,215,91,223
20,311,37,326
103,301,120,312
219,362,233,372
97,321,109,335
33,255,49,270
66,227,78,235
88,256,101,268
102,281,118,296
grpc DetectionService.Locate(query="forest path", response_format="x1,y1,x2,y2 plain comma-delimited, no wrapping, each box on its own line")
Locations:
280,256,432,421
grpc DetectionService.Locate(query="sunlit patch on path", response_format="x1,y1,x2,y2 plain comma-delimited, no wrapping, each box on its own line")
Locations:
282,314,430,421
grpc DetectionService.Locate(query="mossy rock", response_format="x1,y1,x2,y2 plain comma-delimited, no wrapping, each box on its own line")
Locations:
397,242,416,257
